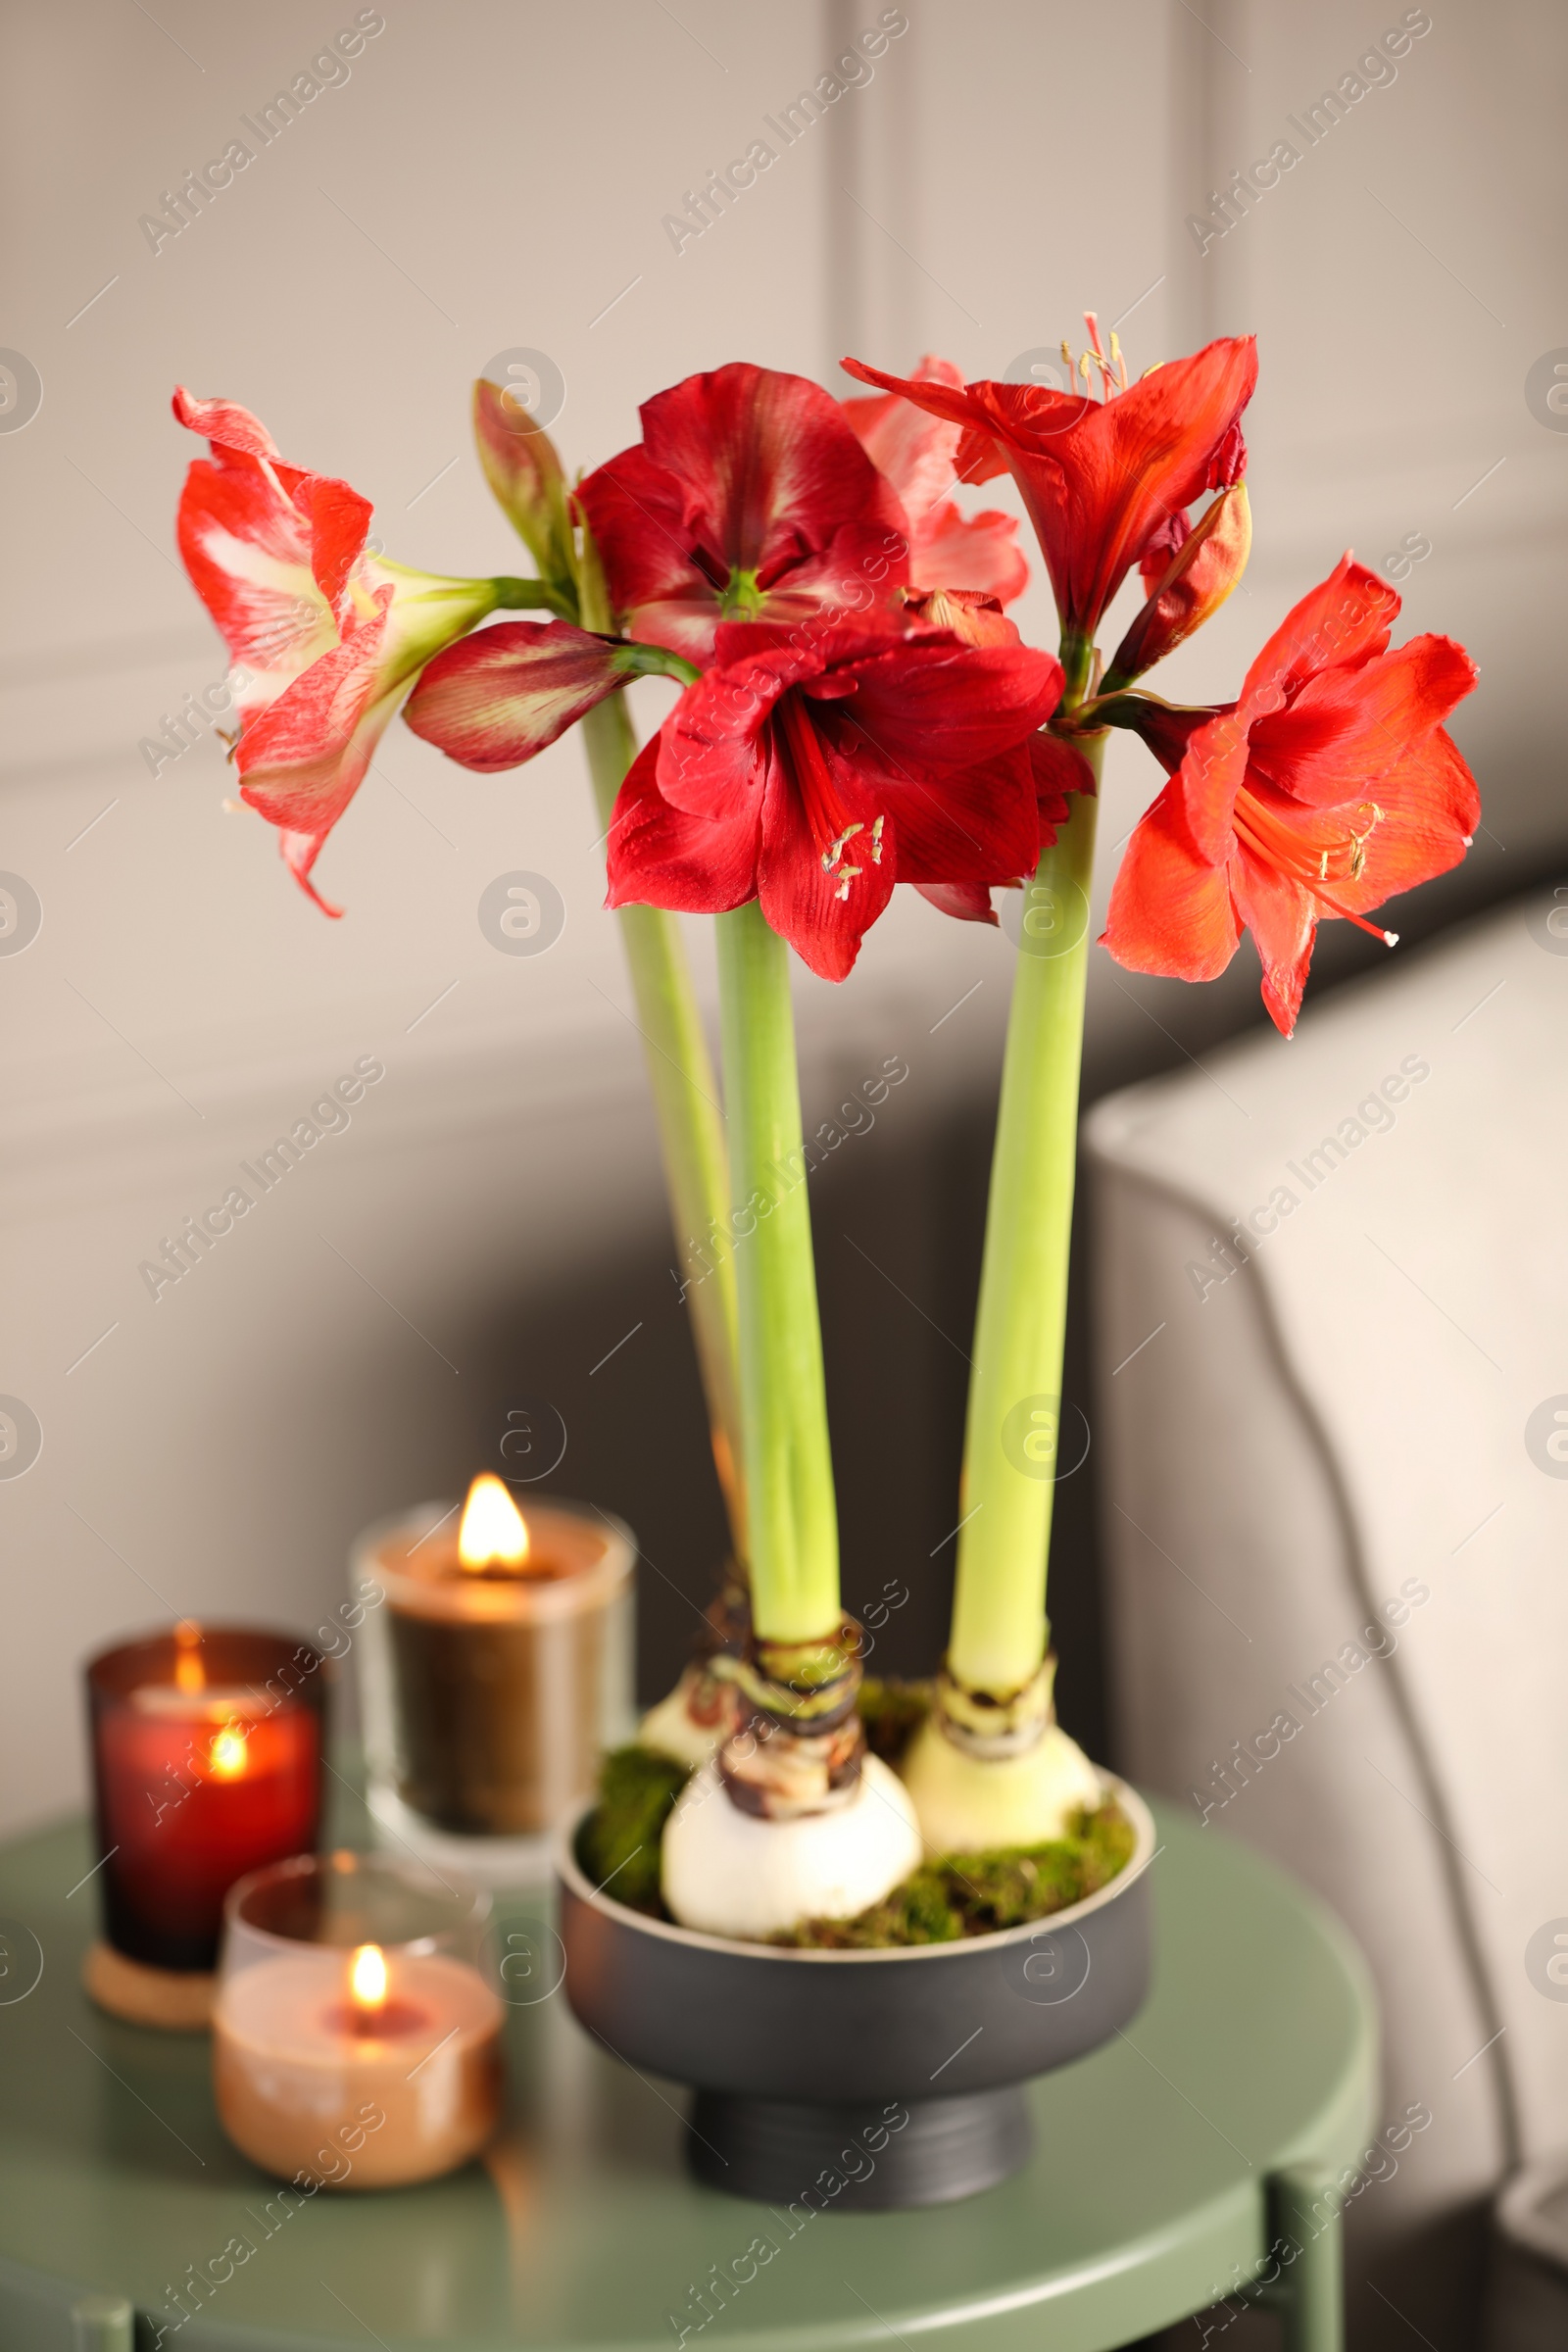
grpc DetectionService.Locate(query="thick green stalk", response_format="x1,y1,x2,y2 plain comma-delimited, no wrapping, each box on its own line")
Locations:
714,901,838,1642
491,574,574,617
949,748,1104,1694
579,697,745,1556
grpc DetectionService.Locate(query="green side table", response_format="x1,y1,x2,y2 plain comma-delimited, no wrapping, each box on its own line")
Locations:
0,1798,1374,2352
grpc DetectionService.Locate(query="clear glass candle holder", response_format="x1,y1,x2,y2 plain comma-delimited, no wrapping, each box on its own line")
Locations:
213,1851,504,2189
352,1496,635,1845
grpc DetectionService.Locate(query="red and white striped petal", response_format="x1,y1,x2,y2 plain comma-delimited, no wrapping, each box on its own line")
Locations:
176,447,341,727
233,593,399,917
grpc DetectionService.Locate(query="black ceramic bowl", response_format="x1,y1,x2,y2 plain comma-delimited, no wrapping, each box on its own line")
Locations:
558,1777,1154,2208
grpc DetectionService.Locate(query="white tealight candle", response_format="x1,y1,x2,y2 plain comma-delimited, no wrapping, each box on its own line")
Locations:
214,1938,504,2189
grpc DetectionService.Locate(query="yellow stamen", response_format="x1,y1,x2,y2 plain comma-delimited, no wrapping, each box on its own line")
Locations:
821,821,864,875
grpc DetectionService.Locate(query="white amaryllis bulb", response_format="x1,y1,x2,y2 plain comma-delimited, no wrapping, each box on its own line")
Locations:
662,1756,921,1939
638,1666,728,1772
900,1717,1103,1855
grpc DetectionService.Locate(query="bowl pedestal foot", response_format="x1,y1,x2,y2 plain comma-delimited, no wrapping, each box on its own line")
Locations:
686,2083,1033,2208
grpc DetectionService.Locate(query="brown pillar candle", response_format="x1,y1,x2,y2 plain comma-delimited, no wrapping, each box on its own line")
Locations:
356,1481,634,1838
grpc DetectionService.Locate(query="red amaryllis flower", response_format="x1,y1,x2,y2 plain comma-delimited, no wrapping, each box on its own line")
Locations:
174,388,504,912
1100,557,1480,1036
894,590,1095,928
404,620,662,769
842,356,1027,605
576,363,909,666
606,618,1064,980
843,324,1256,643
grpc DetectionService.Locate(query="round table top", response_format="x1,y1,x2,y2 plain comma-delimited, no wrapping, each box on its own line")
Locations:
0,1793,1375,2352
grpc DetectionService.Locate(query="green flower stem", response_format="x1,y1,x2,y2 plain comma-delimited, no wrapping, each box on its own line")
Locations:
490,575,573,616
580,696,746,1557
714,900,839,1643
949,745,1105,1696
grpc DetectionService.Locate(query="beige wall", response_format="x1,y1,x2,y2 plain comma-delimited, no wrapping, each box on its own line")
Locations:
2,0,1563,1835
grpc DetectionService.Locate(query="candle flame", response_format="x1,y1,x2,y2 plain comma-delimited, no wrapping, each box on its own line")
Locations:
209,1722,248,1778
350,1943,387,2011
173,1619,204,1695
458,1473,529,1572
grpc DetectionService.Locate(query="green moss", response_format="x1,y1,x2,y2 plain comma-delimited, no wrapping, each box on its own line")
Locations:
576,1744,690,1912
766,1800,1138,1948
577,1742,1137,1950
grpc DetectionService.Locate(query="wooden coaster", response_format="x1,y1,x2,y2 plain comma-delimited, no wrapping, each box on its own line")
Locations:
81,1941,215,2032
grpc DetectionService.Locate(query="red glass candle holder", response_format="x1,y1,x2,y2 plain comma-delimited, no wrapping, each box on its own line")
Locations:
85,1625,325,1974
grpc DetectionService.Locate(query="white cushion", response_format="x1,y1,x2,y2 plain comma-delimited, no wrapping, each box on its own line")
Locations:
1086,890,1568,2315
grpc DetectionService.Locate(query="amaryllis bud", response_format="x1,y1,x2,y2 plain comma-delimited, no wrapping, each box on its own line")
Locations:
472,379,572,586
1106,483,1251,686
405,620,635,770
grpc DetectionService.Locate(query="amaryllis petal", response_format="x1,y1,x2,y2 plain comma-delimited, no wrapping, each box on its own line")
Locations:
1248,633,1477,803
1228,845,1319,1038
1237,554,1398,709
571,445,700,646
1322,728,1479,917
404,622,629,771
276,828,344,918
843,357,968,523
1029,731,1098,808
175,429,341,727
812,637,1063,776
906,501,1028,602
233,595,398,918
659,644,797,819
1102,782,1241,982
759,723,894,982
172,387,281,464
578,363,908,665
1163,707,1256,867
915,880,1000,926
605,734,760,915
640,363,904,585
842,354,1029,606
899,588,1019,647
844,334,1257,637
292,472,377,618
839,363,978,442
914,732,1091,935
878,743,1039,885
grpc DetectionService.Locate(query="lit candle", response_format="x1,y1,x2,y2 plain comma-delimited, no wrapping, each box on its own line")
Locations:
212,1852,504,2188
85,1624,324,1985
355,1480,634,1839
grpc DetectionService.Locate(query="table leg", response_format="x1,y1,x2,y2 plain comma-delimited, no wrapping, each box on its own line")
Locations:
1269,2167,1344,2352
72,2296,133,2352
